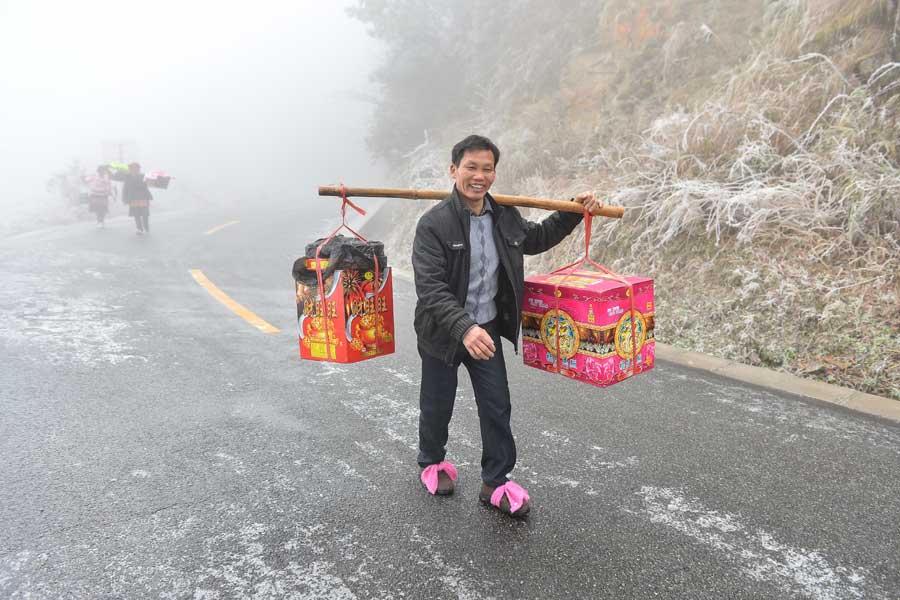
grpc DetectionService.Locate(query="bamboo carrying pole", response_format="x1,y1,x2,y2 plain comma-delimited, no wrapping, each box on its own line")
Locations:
318,186,625,219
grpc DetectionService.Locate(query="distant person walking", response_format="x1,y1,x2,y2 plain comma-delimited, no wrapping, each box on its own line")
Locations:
113,162,153,235
82,165,115,228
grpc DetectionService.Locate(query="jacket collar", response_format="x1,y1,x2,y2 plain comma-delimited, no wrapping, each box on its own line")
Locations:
450,186,499,221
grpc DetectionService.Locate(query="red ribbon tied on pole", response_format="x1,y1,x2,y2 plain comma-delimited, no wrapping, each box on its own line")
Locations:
549,204,640,378
313,184,379,359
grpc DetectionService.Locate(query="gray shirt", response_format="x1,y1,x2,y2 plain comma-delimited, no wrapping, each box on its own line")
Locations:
464,203,500,325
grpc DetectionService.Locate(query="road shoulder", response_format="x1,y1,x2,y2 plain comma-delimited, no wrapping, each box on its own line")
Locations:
654,343,900,423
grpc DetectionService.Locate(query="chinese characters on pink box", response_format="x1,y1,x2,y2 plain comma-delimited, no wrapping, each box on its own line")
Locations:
522,270,655,388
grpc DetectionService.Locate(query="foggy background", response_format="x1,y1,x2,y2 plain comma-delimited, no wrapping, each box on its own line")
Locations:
0,0,386,234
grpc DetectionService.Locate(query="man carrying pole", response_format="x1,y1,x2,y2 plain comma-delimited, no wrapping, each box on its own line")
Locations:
412,134,603,517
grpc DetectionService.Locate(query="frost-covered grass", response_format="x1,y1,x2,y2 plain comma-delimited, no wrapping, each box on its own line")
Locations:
557,52,899,398
368,0,900,400
381,63,899,399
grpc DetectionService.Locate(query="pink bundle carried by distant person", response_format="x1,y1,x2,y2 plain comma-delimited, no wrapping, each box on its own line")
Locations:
144,171,172,189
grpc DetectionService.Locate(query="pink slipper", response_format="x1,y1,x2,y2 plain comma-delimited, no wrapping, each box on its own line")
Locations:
420,461,457,495
479,481,531,517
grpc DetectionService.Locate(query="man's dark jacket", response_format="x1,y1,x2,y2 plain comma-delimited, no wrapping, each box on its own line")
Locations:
412,187,583,364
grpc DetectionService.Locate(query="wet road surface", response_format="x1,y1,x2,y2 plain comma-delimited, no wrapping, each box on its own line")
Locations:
1,204,898,599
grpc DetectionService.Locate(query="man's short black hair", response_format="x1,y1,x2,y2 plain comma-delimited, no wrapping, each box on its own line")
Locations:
451,135,500,167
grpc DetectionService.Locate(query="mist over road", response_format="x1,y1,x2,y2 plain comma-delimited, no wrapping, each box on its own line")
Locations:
1,202,898,599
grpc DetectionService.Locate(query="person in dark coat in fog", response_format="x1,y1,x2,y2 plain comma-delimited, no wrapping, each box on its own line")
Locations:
113,162,153,235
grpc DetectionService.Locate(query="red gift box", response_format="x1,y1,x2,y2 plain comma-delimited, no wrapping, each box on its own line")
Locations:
296,267,395,363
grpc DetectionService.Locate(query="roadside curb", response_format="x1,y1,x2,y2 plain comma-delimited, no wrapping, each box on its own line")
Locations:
655,343,900,423
390,267,899,423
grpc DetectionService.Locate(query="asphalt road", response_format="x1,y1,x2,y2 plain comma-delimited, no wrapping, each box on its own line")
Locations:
1,202,898,599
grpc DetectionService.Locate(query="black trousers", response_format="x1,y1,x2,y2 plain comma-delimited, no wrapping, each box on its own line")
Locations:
134,214,149,232
417,321,515,487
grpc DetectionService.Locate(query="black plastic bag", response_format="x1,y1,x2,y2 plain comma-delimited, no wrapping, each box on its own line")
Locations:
292,235,388,287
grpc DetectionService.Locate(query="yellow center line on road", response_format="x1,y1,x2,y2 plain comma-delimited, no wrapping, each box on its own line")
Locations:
189,269,280,334
205,220,240,235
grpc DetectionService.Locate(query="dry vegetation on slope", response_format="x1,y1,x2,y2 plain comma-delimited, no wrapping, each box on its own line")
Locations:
352,0,900,399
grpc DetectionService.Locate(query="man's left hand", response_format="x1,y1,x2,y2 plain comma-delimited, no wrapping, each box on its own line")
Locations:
573,191,603,215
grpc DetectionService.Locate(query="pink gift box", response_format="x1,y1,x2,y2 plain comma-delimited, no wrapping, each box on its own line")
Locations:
522,270,655,387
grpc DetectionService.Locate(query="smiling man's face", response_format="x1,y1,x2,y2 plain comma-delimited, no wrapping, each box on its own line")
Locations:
450,148,496,209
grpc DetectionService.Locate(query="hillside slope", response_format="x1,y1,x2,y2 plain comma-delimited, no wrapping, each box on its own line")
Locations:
351,0,900,399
